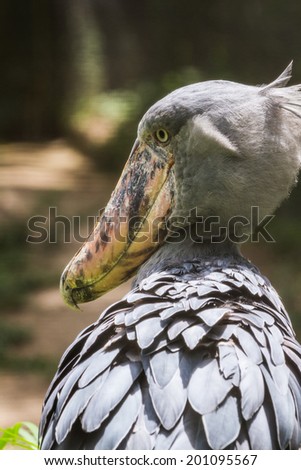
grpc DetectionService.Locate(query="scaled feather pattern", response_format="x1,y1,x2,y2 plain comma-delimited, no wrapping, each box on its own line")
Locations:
40,256,301,449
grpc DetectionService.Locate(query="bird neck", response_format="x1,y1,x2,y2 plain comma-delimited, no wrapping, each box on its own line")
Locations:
135,236,243,284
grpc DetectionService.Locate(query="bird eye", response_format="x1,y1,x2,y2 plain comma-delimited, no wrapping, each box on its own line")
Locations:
154,128,170,144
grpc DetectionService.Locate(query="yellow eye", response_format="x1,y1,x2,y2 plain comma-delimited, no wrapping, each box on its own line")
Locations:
154,128,170,144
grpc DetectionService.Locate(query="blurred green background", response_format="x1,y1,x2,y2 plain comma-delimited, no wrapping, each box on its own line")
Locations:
0,0,300,426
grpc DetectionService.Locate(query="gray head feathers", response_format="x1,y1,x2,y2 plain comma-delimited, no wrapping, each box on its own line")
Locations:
259,61,293,91
138,64,301,233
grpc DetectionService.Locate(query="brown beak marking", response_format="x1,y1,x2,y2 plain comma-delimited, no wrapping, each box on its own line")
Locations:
60,140,174,308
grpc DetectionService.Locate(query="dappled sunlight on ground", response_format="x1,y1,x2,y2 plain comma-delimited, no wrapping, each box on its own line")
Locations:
0,140,88,191
0,140,125,429
0,373,48,428
0,282,130,428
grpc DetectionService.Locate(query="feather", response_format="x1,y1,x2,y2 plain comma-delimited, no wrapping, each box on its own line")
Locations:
260,62,292,91
119,428,154,450
114,311,125,325
56,361,89,414
236,347,264,420
155,406,209,450
251,309,274,326
154,416,194,450
280,105,301,119
40,375,71,433
40,418,55,449
188,357,233,415
148,369,187,430
243,270,260,286
234,272,244,282
126,327,136,341
181,324,211,349
289,373,301,418
284,342,301,370
55,421,86,450
141,384,160,434
169,282,189,294
202,395,240,449
283,337,300,352
186,285,198,296
93,382,142,449
229,279,244,289
145,353,194,430
232,424,251,450
243,281,262,296
267,323,284,343
210,281,232,293
131,301,172,322
80,324,111,357
288,375,301,448
155,284,174,296
206,272,226,282
160,303,186,320
208,324,237,341
78,348,120,388
189,296,214,311
197,307,230,327
218,343,240,385
264,288,284,313
197,285,217,296
135,316,166,350
167,342,181,352
119,405,154,450
145,366,186,430
251,325,267,346
261,366,295,448
81,361,142,433
167,317,198,341
55,371,108,444
266,330,285,366
140,274,174,291
235,328,262,364
148,349,181,387
261,348,289,394
247,403,278,449
291,416,301,450
126,291,158,303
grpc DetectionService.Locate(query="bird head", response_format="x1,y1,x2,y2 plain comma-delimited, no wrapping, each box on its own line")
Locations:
60,63,301,307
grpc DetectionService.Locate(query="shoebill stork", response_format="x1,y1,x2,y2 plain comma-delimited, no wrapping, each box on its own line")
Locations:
40,64,301,450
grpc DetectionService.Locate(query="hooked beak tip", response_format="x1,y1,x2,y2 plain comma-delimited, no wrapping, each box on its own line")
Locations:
60,272,80,311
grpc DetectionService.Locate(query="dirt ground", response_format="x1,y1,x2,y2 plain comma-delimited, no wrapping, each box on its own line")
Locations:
0,283,130,428
0,141,129,429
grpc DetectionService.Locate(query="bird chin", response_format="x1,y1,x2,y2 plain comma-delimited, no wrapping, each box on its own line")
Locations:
60,140,175,308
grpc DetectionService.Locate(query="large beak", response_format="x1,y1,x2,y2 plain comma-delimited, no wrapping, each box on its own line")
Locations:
60,140,175,307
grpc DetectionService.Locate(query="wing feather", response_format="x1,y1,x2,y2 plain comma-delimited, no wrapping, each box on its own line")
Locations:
93,382,142,449
202,395,240,449
81,361,142,433
188,357,233,415
236,347,264,420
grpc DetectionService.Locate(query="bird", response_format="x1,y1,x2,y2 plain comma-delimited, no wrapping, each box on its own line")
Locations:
40,63,301,450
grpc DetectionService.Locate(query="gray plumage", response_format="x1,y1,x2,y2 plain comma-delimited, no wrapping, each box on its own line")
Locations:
40,64,301,449
40,255,301,449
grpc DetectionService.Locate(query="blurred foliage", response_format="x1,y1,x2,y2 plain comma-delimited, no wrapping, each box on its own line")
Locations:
0,322,31,356
0,421,39,450
0,221,57,310
1,0,301,146
70,67,205,170
0,319,56,374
